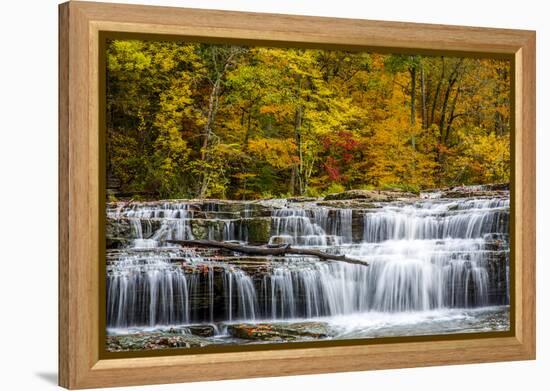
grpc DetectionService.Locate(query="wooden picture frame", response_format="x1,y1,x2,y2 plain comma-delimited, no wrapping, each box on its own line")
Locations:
59,1,536,389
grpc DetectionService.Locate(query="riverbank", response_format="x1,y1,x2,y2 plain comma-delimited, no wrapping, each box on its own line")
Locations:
107,306,510,351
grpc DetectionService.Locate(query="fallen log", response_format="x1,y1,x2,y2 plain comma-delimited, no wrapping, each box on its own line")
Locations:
165,239,368,266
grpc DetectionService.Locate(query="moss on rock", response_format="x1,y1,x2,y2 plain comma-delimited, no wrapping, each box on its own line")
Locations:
243,217,272,244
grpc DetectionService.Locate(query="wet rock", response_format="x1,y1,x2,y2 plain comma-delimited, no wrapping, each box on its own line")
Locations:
214,256,274,276
106,217,132,241
106,217,140,249
200,200,273,218
227,324,290,341
187,215,271,243
441,190,509,199
106,332,219,351
190,219,209,240
483,237,509,252
106,238,132,249
243,217,272,244
190,218,230,241
488,183,508,191
316,199,378,209
227,321,331,341
286,197,319,203
195,210,240,219
106,216,130,234
268,235,292,246
185,324,216,337
437,184,509,199
272,322,331,338
323,190,417,202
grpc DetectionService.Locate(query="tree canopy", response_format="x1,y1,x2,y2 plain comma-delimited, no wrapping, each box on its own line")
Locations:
106,39,510,199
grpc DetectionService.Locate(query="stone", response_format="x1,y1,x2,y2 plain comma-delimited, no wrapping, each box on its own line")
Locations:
286,197,319,202
316,199,378,209
243,217,272,244
185,324,216,337
268,235,293,246
106,217,131,239
106,332,220,352
190,219,210,240
106,238,132,249
271,321,331,338
323,189,417,202
436,184,509,199
441,190,509,199
226,321,331,341
226,324,291,341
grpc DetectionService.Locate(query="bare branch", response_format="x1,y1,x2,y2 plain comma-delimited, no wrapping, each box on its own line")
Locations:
165,239,369,267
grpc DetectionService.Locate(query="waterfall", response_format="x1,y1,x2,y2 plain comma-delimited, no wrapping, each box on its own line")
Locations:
270,208,330,246
269,207,354,246
106,193,509,331
331,209,353,244
256,237,502,317
362,198,508,242
107,250,259,328
109,202,195,243
107,252,192,328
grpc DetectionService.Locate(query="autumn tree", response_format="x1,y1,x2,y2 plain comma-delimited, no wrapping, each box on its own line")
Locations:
106,40,511,200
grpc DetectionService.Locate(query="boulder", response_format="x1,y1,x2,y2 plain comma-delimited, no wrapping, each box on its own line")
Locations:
226,321,331,342
190,218,229,241
106,217,131,240
185,324,216,337
243,217,272,244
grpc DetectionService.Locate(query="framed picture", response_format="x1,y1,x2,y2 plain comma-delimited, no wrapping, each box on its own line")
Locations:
59,1,536,389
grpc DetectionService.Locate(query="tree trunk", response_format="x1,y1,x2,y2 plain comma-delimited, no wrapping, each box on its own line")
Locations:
243,108,252,148
439,77,457,143
166,239,368,266
409,66,416,126
198,48,240,197
409,66,417,162
429,57,445,127
420,64,427,129
438,59,463,145
201,78,221,161
294,77,304,196
294,107,303,195
289,165,296,195
444,85,461,145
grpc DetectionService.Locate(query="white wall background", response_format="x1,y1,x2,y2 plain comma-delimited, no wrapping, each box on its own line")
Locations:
0,0,546,389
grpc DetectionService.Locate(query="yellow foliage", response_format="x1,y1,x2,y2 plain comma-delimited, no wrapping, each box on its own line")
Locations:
248,138,297,169
106,39,511,199
454,129,510,184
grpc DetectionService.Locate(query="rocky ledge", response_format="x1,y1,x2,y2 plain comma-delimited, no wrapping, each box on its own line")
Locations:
426,183,509,199
323,189,418,202
106,332,220,351
226,321,331,342
323,185,509,202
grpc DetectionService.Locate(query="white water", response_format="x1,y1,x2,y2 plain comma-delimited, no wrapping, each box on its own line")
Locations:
106,192,509,336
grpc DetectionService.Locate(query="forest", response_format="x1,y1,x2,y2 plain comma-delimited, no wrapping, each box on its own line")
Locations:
106,39,511,200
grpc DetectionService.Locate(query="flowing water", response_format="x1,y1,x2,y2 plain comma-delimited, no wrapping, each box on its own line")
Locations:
106,190,510,344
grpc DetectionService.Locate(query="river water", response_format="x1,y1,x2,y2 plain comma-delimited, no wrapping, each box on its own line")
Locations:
105,189,510,347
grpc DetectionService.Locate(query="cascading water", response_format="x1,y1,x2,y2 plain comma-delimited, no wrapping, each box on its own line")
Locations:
106,191,509,339
106,249,259,329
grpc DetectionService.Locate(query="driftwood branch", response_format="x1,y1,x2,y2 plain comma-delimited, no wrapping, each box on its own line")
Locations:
165,239,368,266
